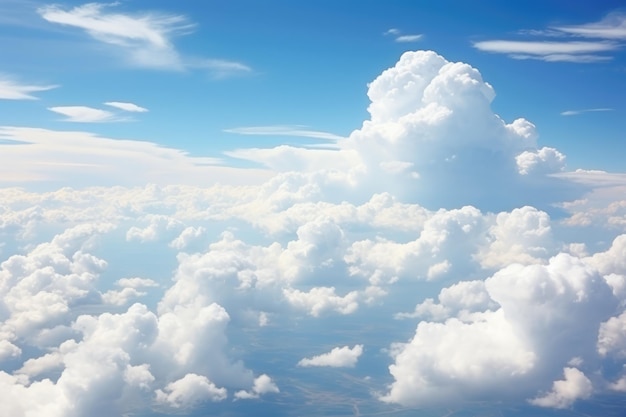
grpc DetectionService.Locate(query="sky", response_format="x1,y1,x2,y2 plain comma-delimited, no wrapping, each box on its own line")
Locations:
1,1,626,416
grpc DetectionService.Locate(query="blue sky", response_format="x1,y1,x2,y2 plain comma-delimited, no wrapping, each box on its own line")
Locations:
0,0,624,170
1,1,626,417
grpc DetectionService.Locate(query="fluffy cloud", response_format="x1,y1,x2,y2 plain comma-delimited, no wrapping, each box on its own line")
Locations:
234,374,279,399
529,367,593,408
155,373,227,408
298,345,363,368
1,49,625,416
229,51,585,211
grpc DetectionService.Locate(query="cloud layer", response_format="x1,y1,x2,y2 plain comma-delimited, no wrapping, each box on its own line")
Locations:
0,49,625,416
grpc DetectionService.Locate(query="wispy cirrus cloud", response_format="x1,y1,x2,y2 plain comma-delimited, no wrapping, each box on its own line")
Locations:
224,125,345,141
0,74,57,100
560,108,614,116
48,106,117,123
474,11,626,63
38,3,250,76
104,101,148,112
384,28,423,43
554,12,626,40
473,40,619,62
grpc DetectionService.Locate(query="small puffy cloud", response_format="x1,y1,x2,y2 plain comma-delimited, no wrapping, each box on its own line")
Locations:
597,310,626,357
155,373,227,408
0,339,21,361
101,287,147,306
283,287,358,317
0,75,57,100
48,106,116,123
234,374,279,399
516,147,566,175
528,367,592,409
169,226,205,250
104,101,148,112
298,345,363,368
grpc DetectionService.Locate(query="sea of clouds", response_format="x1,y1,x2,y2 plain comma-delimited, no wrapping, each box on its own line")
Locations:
1,50,626,416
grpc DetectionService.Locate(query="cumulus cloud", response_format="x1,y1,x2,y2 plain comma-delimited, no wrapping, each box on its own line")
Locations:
528,367,593,409
155,373,227,408
234,374,279,399
0,49,625,416
298,345,363,368
230,50,586,211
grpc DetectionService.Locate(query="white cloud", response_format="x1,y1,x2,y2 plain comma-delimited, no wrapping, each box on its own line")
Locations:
234,374,279,399
1,48,626,416
283,287,359,316
528,367,592,409
298,345,363,368
395,34,423,42
554,12,626,40
48,106,117,123
38,3,250,75
0,126,271,187
104,101,148,112
155,373,227,408
225,125,345,141
38,3,191,70
473,40,618,59
561,108,613,116
474,13,626,62
115,277,159,289
384,28,400,36
0,75,57,100
383,28,423,43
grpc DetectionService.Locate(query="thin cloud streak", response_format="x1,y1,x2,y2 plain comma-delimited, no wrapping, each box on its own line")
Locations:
104,101,149,112
0,75,57,100
473,40,619,54
38,3,250,76
225,125,345,141
396,34,423,43
474,12,626,63
554,12,626,40
48,106,117,123
561,108,614,116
